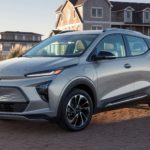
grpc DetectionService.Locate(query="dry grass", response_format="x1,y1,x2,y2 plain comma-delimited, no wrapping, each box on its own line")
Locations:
0,44,29,60
7,44,28,59
0,52,5,61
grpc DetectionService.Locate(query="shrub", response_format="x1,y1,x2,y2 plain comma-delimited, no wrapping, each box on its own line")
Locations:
7,44,28,59
0,51,5,60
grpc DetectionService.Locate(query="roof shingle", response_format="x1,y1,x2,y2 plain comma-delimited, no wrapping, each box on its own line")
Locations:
110,1,150,11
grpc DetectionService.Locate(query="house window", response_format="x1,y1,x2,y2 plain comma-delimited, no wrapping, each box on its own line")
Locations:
38,36,41,41
91,25,102,30
0,44,2,51
33,36,35,41
15,35,18,40
3,43,11,51
73,10,76,18
145,12,149,19
127,11,131,19
92,8,96,17
23,35,26,40
124,10,133,22
144,10,150,23
61,14,63,20
91,7,103,18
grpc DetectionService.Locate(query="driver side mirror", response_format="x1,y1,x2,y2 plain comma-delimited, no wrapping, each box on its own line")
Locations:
91,51,116,61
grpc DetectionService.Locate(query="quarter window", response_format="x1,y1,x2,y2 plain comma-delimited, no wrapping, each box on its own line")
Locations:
95,34,126,58
125,35,148,56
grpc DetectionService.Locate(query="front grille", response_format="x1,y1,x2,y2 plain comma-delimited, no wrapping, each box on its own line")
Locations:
0,87,27,103
0,87,28,112
0,103,27,112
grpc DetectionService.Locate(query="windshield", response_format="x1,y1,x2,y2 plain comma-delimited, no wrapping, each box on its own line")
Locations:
24,34,98,57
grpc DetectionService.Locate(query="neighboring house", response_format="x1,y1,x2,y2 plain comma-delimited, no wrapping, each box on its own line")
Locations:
53,0,150,36
111,1,150,35
0,31,42,54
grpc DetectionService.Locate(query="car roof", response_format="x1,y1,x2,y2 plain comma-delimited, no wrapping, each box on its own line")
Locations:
58,30,103,35
56,28,150,39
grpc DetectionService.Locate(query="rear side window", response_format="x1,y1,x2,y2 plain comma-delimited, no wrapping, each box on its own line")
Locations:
125,35,148,56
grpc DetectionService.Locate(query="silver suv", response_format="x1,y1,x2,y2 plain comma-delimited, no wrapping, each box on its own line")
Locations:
0,28,150,131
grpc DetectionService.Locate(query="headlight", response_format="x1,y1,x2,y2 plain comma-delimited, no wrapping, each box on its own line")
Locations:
25,69,62,77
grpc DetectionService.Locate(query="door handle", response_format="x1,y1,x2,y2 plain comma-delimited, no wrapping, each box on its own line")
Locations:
124,63,131,69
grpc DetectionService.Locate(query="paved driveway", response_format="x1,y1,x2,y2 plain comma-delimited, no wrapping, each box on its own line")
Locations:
0,105,150,150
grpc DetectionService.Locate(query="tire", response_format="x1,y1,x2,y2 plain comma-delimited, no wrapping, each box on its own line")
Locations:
58,89,93,131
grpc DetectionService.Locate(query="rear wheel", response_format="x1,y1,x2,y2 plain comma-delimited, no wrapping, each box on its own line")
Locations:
59,89,93,131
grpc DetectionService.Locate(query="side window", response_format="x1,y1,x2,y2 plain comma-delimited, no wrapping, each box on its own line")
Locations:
125,35,148,56
96,34,126,58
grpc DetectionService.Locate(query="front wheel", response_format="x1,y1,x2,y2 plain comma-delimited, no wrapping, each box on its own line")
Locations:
59,89,93,131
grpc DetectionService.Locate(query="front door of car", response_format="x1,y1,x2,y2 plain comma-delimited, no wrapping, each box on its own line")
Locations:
92,34,136,108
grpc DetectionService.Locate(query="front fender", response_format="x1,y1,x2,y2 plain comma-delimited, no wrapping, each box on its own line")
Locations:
57,77,97,118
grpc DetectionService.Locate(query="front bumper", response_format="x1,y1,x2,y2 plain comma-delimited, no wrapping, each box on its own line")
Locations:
0,76,58,120
0,87,28,112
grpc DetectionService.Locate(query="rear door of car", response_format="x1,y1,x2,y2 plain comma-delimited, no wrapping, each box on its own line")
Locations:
122,34,150,103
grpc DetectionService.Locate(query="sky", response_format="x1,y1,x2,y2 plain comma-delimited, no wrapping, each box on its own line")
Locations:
0,0,149,39
0,0,64,38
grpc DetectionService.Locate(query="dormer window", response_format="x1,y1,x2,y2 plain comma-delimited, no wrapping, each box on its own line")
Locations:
143,8,150,23
124,7,134,23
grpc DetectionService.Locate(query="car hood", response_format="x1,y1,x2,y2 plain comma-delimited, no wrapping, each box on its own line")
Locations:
0,57,79,79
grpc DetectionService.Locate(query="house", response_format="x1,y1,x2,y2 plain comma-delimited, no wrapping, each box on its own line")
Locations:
0,31,42,54
53,0,150,36
55,0,111,32
111,1,150,35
